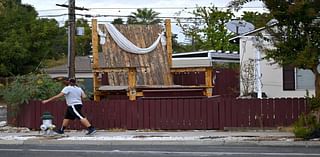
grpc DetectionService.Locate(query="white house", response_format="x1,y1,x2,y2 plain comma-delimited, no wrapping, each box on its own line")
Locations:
229,27,315,98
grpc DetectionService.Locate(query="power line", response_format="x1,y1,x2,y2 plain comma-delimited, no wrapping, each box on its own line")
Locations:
88,6,265,9
37,6,265,12
38,13,203,20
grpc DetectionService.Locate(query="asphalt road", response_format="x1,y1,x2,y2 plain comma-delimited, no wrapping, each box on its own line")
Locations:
0,144,320,157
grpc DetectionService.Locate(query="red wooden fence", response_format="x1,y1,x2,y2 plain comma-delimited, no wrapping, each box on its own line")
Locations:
8,96,308,130
173,68,240,96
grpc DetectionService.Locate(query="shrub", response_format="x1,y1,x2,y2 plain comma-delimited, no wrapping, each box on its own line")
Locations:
307,95,320,110
293,113,319,139
293,96,320,139
0,73,63,106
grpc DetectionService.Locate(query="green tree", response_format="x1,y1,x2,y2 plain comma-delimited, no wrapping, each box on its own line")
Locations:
0,0,4,14
112,18,124,24
75,18,92,56
127,8,161,24
230,0,320,97
0,0,64,76
172,34,193,53
176,5,238,51
242,11,273,28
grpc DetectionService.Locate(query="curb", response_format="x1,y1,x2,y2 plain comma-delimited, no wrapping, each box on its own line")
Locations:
0,139,320,146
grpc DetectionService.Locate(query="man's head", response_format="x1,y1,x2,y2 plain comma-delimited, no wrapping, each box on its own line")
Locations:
68,78,77,86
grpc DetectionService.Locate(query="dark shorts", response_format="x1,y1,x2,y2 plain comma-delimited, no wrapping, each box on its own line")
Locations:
64,104,85,120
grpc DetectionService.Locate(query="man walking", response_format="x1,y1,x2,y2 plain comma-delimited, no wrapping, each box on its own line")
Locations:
42,78,96,135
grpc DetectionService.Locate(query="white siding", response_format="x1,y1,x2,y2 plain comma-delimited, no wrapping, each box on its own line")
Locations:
172,58,211,67
239,33,315,98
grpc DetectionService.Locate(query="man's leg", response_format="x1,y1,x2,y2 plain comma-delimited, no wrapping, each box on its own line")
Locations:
56,119,70,134
61,119,70,129
80,118,96,135
79,118,91,127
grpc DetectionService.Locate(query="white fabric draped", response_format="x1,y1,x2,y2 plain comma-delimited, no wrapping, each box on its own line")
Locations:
98,23,165,54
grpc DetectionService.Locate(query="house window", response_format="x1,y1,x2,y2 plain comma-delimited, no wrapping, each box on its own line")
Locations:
283,66,295,90
283,66,315,90
296,69,314,90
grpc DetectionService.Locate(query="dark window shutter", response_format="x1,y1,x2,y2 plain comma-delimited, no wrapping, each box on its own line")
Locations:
283,66,295,90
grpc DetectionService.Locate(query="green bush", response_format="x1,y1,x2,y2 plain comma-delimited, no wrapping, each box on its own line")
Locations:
0,73,63,106
306,95,320,110
293,113,319,139
293,95,320,139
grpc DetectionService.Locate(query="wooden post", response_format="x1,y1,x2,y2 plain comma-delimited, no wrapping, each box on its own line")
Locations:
92,19,100,101
165,19,173,68
205,67,213,96
93,72,101,101
128,67,137,100
92,19,99,69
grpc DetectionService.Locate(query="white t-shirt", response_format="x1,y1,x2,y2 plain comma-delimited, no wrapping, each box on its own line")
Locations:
61,85,84,106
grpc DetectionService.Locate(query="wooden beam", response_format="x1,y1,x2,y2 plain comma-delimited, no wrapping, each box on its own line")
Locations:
93,67,136,73
170,67,209,73
128,67,137,100
92,19,100,101
93,72,101,101
205,67,213,96
92,19,99,69
165,19,173,68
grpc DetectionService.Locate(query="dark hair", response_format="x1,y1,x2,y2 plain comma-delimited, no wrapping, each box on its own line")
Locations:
68,78,77,86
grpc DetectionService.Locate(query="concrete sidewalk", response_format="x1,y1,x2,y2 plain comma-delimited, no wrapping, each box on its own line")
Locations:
0,127,319,146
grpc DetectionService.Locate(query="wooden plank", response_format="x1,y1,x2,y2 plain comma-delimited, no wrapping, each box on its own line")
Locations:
115,100,121,128
189,98,197,129
205,67,213,96
177,99,184,129
218,97,226,130
95,101,105,129
35,100,42,129
154,99,161,129
274,98,286,127
25,101,34,129
200,98,208,129
262,98,273,127
92,19,100,101
225,96,233,127
137,99,144,129
184,99,191,129
206,98,213,129
143,99,150,129
128,67,137,100
167,99,175,129
131,100,138,129
160,99,168,129
239,98,250,127
149,99,156,129
165,19,172,68
170,67,211,73
171,99,179,129
231,97,239,127
249,99,260,127
126,100,133,129
212,97,220,129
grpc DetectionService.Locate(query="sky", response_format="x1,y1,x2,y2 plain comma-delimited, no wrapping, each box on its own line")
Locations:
21,0,266,42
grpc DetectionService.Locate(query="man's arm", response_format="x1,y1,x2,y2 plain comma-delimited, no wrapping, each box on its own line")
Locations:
81,91,87,99
42,92,64,104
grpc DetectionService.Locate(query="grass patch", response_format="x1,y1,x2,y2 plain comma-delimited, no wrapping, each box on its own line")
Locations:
44,57,67,68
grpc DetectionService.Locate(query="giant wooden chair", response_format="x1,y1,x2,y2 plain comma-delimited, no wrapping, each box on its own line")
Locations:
91,19,213,101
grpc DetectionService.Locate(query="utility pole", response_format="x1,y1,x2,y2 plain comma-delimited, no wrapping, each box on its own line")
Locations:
68,0,76,79
56,1,88,79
